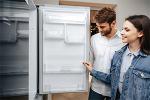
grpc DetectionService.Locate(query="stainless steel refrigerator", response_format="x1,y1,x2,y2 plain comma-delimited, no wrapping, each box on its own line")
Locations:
0,0,90,100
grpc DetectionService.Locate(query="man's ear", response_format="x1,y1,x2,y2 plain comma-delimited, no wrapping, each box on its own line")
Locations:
112,20,116,25
111,20,116,28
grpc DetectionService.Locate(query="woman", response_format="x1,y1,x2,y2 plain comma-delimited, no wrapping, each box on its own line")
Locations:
83,15,150,100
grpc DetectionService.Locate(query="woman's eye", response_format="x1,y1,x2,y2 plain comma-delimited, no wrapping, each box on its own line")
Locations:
124,27,130,32
125,29,130,32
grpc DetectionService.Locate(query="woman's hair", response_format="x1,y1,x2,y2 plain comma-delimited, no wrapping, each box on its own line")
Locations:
126,15,150,55
94,7,116,24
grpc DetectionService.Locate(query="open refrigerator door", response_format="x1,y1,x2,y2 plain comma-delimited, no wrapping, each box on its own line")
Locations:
38,5,90,94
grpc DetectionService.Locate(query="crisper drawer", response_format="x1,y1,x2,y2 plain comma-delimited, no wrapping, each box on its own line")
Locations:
43,72,87,93
0,74,28,96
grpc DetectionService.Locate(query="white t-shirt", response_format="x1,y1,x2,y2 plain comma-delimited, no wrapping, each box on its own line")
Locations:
90,31,124,96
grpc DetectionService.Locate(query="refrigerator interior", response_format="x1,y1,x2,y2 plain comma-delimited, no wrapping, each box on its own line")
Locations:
0,0,29,96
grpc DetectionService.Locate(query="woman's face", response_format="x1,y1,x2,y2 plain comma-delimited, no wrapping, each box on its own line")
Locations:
121,20,143,43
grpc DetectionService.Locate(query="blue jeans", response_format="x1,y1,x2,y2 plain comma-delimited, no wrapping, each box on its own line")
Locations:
88,88,111,100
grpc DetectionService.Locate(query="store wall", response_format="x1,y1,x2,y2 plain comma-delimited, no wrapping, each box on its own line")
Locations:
60,0,150,30
33,0,59,5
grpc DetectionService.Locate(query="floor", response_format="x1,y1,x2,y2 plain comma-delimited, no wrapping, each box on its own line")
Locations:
0,92,88,100
52,92,88,100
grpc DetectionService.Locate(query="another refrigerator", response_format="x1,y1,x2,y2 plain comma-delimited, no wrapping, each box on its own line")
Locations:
0,0,34,97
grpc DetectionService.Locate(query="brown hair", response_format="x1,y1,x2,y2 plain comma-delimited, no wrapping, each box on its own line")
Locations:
94,7,116,24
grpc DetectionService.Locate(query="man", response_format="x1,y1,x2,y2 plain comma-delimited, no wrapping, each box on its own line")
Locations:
83,7,124,100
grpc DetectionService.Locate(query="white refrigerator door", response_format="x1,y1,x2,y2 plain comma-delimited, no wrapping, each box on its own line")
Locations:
38,5,90,94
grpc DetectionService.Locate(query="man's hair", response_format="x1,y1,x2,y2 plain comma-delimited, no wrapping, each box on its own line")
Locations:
94,7,116,24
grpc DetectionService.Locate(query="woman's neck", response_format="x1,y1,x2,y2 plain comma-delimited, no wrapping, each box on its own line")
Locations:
128,40,141,52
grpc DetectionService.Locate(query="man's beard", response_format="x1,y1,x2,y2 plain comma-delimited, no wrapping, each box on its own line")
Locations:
101,27,112,36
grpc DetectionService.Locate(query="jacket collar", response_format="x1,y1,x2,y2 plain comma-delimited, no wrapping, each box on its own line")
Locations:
117,45,128,54
139,51,148,57
117,44,147,57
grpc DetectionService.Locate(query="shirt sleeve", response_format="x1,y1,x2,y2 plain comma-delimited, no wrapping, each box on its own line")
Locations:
89,35,95,64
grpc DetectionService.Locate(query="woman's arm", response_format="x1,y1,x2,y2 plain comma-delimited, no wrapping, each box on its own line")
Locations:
83,62,111,84
91,69,111,84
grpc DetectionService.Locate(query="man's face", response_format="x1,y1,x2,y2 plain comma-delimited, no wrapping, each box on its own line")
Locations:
96,22,112,36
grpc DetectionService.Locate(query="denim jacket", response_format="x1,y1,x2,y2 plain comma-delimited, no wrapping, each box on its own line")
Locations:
91,45,150,100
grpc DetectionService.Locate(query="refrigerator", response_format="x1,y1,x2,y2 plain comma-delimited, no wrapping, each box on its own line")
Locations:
0,0,90,99
0,0,33,96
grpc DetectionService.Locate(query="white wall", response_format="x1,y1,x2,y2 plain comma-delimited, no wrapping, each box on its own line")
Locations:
61,0,150,30
115,0,150,29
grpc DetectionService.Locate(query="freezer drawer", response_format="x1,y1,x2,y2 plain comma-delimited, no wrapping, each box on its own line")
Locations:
38,6,90,94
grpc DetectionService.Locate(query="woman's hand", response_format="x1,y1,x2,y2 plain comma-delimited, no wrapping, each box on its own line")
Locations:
83,62,92,72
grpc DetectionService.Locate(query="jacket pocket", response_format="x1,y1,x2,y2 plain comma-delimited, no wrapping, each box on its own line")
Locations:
132,69,150,100
133,69,150,89
133,70,150,79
